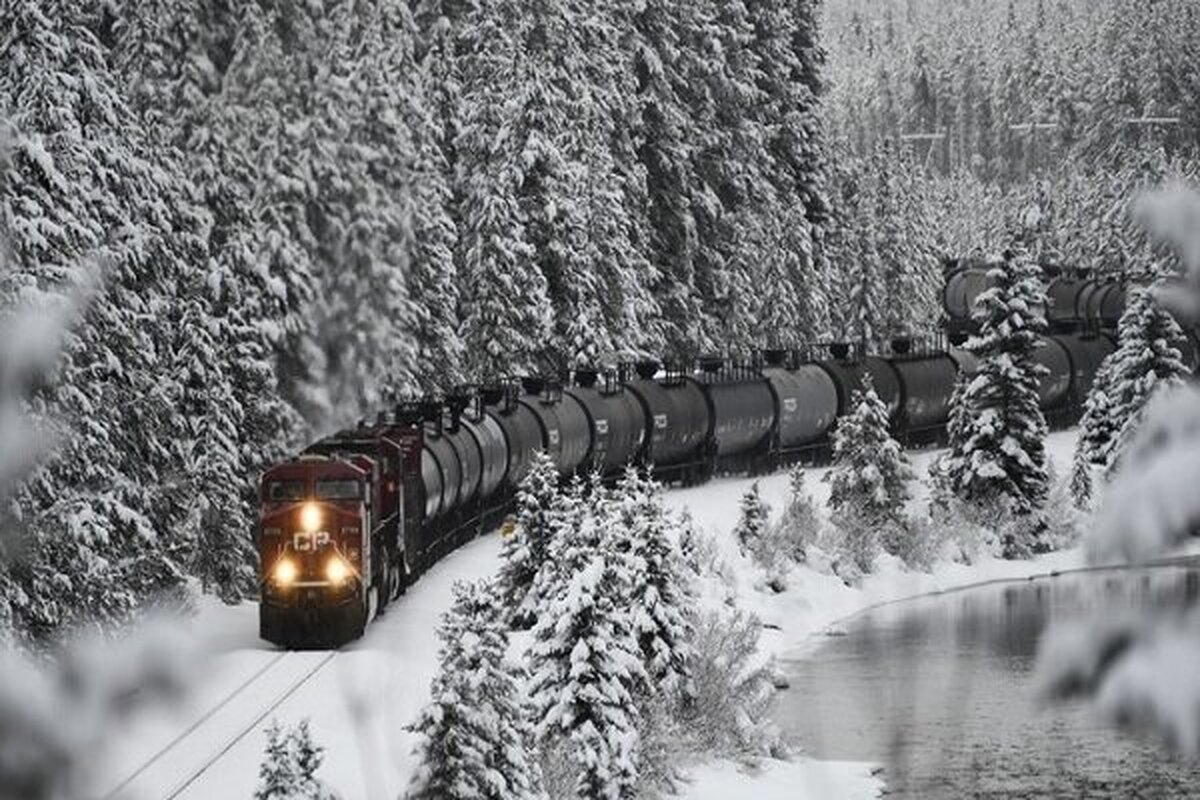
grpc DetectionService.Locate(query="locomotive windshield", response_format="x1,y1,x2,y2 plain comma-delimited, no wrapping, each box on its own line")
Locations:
315,479,362,500
265,480,305,501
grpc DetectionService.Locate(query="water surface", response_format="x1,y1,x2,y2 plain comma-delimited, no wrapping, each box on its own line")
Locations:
779,567,1200,798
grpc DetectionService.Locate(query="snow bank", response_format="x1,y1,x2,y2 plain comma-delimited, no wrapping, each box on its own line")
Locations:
676,758,883,800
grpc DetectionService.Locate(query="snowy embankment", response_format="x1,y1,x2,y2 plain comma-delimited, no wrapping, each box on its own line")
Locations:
665,429,1083,800
104,431,1081,800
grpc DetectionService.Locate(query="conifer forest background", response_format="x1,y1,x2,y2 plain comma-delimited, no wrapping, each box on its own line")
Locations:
1,0,1198,645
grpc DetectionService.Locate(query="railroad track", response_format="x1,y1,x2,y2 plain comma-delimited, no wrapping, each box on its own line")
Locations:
101,650,339,800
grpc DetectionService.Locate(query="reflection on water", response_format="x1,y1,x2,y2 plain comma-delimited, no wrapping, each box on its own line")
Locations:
780,567,1200,798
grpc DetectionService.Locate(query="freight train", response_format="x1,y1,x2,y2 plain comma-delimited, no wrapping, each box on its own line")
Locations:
258,260,1189,648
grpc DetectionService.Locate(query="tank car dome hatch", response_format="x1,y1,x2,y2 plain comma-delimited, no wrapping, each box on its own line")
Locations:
480,385,505,406
891,337,912,355
829,342,851,360
574,367,599,388
699,356,725,373
521,375,546,396
763,348,788,366
635,360,660,379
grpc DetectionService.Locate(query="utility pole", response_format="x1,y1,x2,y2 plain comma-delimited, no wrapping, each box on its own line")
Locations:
1124,116,1180,152
899,132,946,173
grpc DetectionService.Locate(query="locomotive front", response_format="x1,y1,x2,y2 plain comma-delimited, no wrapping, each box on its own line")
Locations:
258,456,371,647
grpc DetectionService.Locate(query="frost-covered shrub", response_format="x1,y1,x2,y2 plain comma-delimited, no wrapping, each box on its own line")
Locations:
255,719,339,800
889,514,951,573
775,464,821,563
1041,466,1084,552
632,692,686,798
828,504,879,582
678,609,784,760
926,465,1000,564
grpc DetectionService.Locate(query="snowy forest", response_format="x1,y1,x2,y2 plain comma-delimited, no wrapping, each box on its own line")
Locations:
2,0,1200,646
7,0,1200,797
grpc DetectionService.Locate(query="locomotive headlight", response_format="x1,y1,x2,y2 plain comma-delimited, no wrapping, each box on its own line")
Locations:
300,503,321,533
325,556,351,586
273,558,298,586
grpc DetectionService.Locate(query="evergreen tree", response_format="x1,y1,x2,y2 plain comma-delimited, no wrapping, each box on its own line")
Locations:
0,0,203,635
498,451,560,625
942,248,1050,553
1102,288,1191,475
407,580,543,800
1074,354,1119,469
456,0,552,380
732,483,771,558
612,468,695,698
1069,443,1094,511
254,719,337,800
826,374,913,527
528,500,645,800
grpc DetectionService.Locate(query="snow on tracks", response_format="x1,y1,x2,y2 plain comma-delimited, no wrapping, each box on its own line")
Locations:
101,650,338,800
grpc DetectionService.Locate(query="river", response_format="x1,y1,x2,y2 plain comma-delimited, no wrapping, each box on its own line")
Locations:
778,565,1200,798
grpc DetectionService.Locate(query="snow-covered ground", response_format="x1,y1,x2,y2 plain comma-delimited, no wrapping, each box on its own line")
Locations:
103,430,1086,800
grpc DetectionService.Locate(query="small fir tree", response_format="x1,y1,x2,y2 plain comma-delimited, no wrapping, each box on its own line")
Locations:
254,720,337,800
498,451,560,625
407,580,543,800
776,464,821,563
1101,288,1190,476
732,483,771,558
942,248,1050,556
826,374,913,530
612,467,695,699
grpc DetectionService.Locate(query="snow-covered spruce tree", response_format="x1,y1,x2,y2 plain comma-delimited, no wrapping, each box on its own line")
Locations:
732,482,771,560
528,500,645,800
498,451,561,627
942,248,1050,557
456,0,552,380
1100,288,1190,476
826,373,913,566
612,467,695,699
0,0,213,636
1072,355,1117,480
255,719,338,800
407,580,543,800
